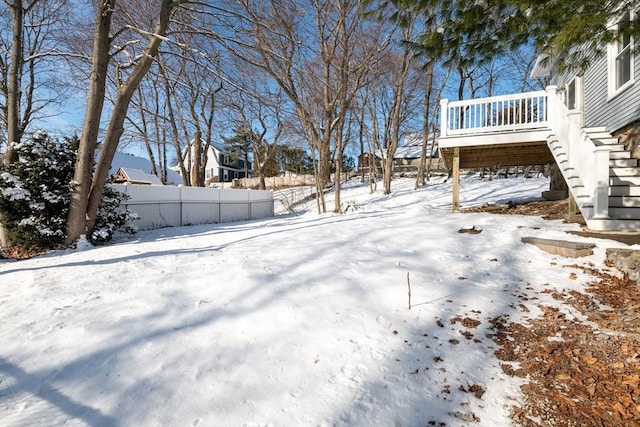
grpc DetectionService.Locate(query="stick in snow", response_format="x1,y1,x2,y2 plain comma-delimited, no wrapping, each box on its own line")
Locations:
407,271,411,310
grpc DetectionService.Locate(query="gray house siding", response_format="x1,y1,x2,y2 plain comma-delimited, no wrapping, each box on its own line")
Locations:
549,66,577,87
547,43,640,134
582,51,640,133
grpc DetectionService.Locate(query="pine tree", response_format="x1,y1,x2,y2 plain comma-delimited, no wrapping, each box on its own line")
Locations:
222,124,254,178
0,132,135,251
0,132,75,248
381,0,639,70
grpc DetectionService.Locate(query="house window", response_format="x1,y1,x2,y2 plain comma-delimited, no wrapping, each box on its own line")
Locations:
608,11,634,96
566,79,576,110
564,75,583,113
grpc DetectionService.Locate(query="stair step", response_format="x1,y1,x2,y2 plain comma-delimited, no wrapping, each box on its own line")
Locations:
521,237,595,258
605,144,627,151
609,196,640,207
610,159,639,167
610,150,632,160
610,175,640,186
610,167,640,178
591,136,620,145
583,126,609,134
610,186,640,196
549,144,564,153
610,206,640,219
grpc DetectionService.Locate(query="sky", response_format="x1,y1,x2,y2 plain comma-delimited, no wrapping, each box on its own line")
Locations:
2,173,634,426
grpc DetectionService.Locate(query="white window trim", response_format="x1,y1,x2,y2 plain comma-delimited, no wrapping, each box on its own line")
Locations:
607,11,635,100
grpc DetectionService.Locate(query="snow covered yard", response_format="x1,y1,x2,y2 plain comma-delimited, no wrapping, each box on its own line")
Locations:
1,175,636,426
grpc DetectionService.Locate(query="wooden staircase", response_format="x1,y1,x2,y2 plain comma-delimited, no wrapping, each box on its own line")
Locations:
555,127,640,231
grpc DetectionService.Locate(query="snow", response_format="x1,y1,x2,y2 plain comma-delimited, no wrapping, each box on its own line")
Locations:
1,174,636,427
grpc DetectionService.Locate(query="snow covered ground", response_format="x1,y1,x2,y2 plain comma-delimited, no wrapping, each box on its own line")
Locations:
1,174,636,427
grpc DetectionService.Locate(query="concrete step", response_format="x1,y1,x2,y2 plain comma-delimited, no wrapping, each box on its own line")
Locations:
586,218,640,232
610,186,640,196
610,158,639,168
610,167,640,178
609,195,640,207
521,237,595,258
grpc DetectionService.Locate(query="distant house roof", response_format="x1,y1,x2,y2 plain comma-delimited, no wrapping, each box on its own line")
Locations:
379,132,439,159
113,167,164,185
105,151,182,185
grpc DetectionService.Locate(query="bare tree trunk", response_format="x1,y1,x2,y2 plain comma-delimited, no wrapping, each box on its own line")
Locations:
1,0,26,248
87,1,180,236
358,103,366,183
334,120,344,212
383,26,413,195
69,0,182,243
191,130,203,187
415,60,434,189
162,75,190,185
65,0,114,246
5,0,24,165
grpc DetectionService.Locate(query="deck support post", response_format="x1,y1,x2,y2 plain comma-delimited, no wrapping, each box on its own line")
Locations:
568,193,578,216
452,147,460,212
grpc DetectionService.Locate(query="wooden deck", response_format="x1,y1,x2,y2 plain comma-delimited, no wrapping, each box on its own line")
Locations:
438,89,560,212
440,140,554,169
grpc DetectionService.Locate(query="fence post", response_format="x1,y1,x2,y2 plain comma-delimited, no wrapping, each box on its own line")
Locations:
179,186,183,226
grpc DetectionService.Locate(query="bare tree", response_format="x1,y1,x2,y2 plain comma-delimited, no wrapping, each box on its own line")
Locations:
330,0,389,212
362,17,420,195
224,0,388,213
222,71,287,190
415,62,451,187
1,0,72,161
66,0,188,245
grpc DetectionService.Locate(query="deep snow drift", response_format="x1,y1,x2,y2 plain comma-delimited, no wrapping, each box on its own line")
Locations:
1,174,635,426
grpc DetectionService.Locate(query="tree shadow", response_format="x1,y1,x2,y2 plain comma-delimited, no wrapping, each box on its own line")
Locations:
0,356,117,427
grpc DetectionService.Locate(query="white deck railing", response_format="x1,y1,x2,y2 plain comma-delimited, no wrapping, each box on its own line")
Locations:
440,90,549,137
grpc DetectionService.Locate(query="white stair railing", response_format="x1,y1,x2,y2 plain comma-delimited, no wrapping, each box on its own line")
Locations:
545,86,610,219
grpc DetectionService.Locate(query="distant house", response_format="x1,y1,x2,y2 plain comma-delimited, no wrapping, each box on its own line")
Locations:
392,132,442,173
357,152,381,174
113,167,164,185
438,9,639,231
106,151,182,185
358,132,443,175
176,141,253,185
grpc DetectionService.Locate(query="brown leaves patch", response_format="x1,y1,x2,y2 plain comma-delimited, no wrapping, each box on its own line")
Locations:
463,199,568,220
451,316,481,329
491,265,640,426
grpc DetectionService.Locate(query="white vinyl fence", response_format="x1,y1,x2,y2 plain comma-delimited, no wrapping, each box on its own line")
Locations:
238,174,316,189
113,184,274,231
